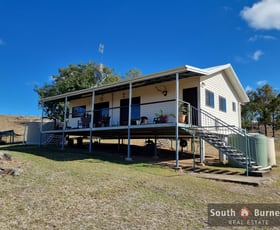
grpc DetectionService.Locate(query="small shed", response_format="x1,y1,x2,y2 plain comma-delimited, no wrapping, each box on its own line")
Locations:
0,130,15,144
24,120,55,145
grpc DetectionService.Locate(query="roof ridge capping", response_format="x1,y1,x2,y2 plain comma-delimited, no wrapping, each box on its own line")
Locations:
184,64,209,75
202,64,231,73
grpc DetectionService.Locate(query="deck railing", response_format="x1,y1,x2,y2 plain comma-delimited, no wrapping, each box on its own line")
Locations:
41,99,193,131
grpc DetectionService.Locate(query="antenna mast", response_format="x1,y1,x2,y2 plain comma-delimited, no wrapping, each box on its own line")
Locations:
98,43,104,72
94,43,106,86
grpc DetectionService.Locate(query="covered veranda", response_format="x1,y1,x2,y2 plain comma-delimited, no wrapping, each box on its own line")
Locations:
40,66,207,168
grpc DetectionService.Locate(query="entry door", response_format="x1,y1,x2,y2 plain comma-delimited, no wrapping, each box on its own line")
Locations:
120,97,140,125
94,102,109,126
183,87,198,125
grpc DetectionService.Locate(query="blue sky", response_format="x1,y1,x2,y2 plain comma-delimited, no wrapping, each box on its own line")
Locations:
1,0,280,116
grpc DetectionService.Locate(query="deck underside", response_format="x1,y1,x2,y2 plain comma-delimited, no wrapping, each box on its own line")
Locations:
42,123,194,140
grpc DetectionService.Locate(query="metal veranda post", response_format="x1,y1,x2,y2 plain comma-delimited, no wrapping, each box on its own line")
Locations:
245,130,249,176
39,104,44,147
175,72,179,168
192,133,196,172
199,137,205,163
89,90,95,153
126,81,132,161
61,96,68,150
154,136,158,159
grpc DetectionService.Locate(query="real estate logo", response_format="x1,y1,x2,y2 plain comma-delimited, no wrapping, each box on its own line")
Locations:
208,203,280,227
239,206,252,219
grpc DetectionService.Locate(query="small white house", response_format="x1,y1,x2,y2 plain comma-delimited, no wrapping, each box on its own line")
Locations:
39,63,260,170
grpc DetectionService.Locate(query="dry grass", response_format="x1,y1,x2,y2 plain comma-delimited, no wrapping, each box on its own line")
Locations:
0,145,279,230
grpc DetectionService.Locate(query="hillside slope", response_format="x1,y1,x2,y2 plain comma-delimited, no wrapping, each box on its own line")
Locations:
0,115,40,143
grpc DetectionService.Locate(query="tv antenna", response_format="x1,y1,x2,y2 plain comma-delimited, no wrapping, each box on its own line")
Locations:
94,43,107,86
98,43,104,61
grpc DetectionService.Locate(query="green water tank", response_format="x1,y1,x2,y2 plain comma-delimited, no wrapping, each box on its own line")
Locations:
251,134,268,168
267,137,276,166
227,134,246,168
228,134,246,152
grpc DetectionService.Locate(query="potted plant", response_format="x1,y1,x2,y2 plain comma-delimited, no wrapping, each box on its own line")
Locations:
154,109,175,123
140,116,148,124
178,103,188,123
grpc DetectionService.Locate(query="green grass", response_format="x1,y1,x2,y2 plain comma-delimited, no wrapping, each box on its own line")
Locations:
0,145,279,229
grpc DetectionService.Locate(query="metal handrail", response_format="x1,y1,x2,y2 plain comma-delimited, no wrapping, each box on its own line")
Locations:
188,105,255,172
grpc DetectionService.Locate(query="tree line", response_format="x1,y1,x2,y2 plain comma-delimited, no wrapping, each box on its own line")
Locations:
242,84,280,137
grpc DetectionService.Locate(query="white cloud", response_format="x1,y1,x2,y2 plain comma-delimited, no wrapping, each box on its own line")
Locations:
241,0,280,30
248,34,277,42
251,50,264,61
245,85,253,91
235,50,264,63
234,55,248,64
245,82,268,91
257,80,267,86
245,82,270,91
223,6,232,12
48,75,54,82
0,39,4,45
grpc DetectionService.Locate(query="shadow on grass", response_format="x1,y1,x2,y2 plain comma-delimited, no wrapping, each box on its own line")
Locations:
0,144,163,165
0,144,94,161
0,143,203,169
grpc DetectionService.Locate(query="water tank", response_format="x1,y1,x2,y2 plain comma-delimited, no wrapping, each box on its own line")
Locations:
267,137,276,166
227,134,246,168
228,134,246,152
251,134,268,168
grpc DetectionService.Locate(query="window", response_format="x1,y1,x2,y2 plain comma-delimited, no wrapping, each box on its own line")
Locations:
219,96,227,112
232,102,236,112
72,105,86,118
205,90,214,108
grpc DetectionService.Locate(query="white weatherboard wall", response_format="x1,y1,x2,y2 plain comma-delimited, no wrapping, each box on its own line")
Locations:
132,82,177,123
200,72,241,127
